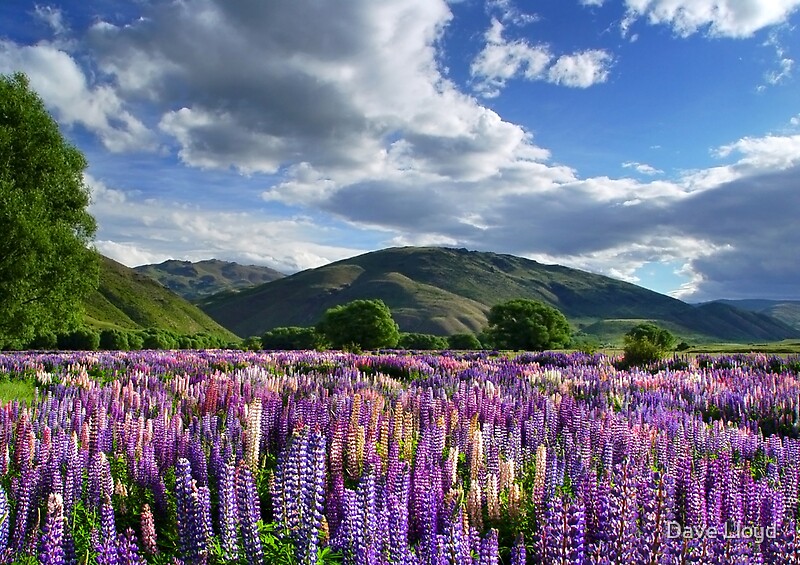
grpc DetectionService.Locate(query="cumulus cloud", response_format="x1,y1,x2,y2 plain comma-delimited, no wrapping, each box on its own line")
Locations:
5,0,799,301
622,0,800,38
87,176,366,272
0,41,155,151
471,19,612,96
547,50,613,88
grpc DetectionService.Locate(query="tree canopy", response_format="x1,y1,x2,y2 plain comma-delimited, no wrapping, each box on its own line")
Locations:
622,322,677,367
0,72,99,347
317,299,400,350
484,298,571,351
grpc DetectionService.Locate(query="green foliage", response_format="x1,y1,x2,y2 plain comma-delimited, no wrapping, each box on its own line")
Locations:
447,332,483,350
142,329,177,350
316,299,400,350
57,327,101,351
0,72,100,347
398,332,448,350
100,328,130,350
28,331,58,350
621,322,677,367
243,335,263,350
484,299,571,351
262,326,325,350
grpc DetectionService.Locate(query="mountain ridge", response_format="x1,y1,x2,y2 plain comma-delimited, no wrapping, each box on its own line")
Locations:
134,259,285,301
197,246,800,342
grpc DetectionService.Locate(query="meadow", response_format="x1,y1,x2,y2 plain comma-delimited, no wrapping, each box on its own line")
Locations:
0,349,799,564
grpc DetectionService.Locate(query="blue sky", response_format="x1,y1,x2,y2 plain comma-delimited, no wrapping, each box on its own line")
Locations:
1,0,799,301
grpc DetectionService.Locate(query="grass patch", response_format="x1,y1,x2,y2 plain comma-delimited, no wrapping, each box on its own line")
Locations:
0,380,36,404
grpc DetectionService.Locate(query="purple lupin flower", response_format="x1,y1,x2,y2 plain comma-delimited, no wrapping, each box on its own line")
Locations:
510,533,526,565
218,462,239,562
39,493,65,565
0,485,9,553
95,495,119,565
116,528,146,565
236,461,264,565
478,528,499,565
175,457,210,563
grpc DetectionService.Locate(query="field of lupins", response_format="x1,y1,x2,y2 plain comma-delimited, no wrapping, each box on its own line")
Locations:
1,351,800,564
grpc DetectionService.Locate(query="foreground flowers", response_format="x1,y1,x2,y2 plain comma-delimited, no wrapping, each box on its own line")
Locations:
0,349,798,564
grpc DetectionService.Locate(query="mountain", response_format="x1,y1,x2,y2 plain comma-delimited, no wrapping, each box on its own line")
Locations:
198,246,800,343
711,299,800,331
134,259,285,301
84,256,238,340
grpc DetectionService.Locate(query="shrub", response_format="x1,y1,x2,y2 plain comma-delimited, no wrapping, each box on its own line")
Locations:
447,333,483,350
99,329,130,351
58,328,100,351
398,333,448,350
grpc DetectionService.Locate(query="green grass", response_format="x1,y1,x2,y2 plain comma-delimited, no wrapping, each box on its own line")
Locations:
0,380,36,404
84,256,238,339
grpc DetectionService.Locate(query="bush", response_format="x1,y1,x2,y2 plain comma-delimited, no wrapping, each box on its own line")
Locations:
398,333,448,350
58,328,100,351
127,332,144,350
317,300,400,350
483,299,571,351
262,327,325,350
142,329,177,350
242,336,263,351
447,333,483,350
621,322,676,368
28,331,58,350
99,329,130,351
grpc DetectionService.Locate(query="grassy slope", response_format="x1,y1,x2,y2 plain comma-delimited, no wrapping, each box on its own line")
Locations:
200,247,800,343
712,299,800,331
84,256,238,340
134,259,285,301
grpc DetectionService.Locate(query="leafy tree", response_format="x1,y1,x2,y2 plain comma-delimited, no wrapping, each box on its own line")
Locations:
317,299,400,350
58,328,100,351
447,333,483,350
99,329,129,351
398,332,448,350
0,72,99,348
262,326,324,350
622,322,676,367
242,335,263,351
483,299,571,351
127,332,145,351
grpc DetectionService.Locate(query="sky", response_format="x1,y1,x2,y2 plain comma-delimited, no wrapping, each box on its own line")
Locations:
1,0,799,302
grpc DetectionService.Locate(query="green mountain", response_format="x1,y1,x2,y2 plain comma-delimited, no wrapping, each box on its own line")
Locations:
711,299,800,331
84,256,238,340
134,259,284,301
198,246,800,343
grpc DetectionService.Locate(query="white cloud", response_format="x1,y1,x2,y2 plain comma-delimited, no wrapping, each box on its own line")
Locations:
580,0,606,7
547,50,613,88
86,176,369,272
33,5,68,36
622,0,800,38
0,41,155,152
471,19,612,95
623,161,664,175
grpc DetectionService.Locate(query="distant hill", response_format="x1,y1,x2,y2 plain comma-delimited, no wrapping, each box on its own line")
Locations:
84,256,238,340
711,299,800,331
134,259,284,301
198,246,800,343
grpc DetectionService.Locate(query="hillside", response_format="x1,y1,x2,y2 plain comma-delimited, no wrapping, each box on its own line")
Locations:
199,247,800,343
84,256,238,340
711,299,800,331
134,259,284,301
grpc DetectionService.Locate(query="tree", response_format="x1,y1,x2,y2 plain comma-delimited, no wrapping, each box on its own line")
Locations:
262,326,324,350
58,328,100,351
398,332,448,350
317,299,400,350
622,322,676,367
0,72,99,348
447,333,483,350
483,299,571,351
